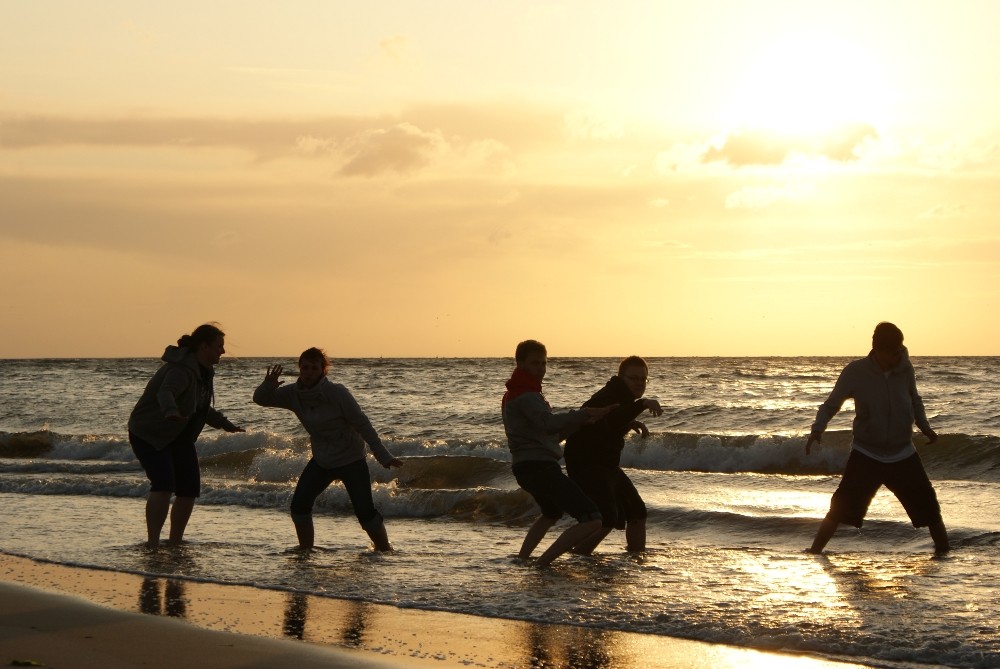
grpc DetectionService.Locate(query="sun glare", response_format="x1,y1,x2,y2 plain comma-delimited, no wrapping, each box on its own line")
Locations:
726,33,893,136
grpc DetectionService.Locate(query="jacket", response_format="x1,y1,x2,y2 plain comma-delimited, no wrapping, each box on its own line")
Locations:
502,390,589,465
128,346,238,450
564,376,647,470
810,346,932,459
253,376,395,469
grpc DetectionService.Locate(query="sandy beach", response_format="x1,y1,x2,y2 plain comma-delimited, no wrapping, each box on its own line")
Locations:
0,553,874,669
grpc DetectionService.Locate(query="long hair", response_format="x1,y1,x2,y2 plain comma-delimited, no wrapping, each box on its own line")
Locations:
177,323,225,350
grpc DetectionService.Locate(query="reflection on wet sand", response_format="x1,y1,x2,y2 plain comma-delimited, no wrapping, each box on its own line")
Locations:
283,590,369,648
139,576,188,618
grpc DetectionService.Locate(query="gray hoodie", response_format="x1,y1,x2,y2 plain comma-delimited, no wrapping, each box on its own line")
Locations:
128,346,238,450
810,346,932,461
502,392,589,465
253,376,395,469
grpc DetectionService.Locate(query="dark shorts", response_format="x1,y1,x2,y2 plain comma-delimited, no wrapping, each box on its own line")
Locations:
828,450,942,528
512,460,601,523
567,464,647,529
129,431,201,498
290,458,381,529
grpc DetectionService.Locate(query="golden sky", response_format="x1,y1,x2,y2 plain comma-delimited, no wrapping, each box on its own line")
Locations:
2,1,998,357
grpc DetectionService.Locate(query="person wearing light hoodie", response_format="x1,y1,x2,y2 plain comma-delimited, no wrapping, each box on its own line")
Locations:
501,339,615,567
128,323,245,547
805,322,949,555
253,347,402,551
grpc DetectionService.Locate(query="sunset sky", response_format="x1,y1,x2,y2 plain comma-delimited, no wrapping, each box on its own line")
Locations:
2,1,998,358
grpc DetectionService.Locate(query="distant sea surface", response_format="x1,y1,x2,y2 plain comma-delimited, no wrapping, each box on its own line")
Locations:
2,356,999,668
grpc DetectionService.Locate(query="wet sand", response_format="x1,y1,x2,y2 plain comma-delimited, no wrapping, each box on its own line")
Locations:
0,553,871,668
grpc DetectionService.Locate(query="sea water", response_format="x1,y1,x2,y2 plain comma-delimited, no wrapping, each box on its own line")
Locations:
1,356,999,668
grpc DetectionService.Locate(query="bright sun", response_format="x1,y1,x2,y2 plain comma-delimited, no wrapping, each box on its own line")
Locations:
725,33,894,136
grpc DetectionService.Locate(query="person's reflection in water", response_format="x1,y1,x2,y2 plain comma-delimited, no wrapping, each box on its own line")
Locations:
139,577,161,615
138,577,188,618
564,627,614,669
283,592,309,640
164,579,187,617
340,599,368,648
526,624,554,668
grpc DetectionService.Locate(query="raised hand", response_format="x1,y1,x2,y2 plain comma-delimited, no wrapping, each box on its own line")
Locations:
263,364,285,387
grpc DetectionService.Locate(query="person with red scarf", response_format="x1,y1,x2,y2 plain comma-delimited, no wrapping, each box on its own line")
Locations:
501,339,614,567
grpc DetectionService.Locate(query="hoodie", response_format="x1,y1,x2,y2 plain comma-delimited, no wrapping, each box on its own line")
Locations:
253,376,395,469
501,368,589,465
810,346,932,461
564,376,648,470
128,345,238,450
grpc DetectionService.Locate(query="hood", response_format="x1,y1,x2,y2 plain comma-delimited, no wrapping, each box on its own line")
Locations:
867,344,913,374
160,345,200,371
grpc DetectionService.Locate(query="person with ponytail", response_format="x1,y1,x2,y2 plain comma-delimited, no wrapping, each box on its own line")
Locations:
128,323,244,547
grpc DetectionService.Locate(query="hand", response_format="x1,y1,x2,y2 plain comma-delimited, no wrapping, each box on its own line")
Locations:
923,429,938,445
629,420,650,438
263,364,285,387
584,404,618,423
805,433,821,455
643,399,663,417
165,410,186,422
385,457,404,469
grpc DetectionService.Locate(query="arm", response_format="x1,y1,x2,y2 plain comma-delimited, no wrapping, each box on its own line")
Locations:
333,386,401,468
520,393,590,436
806,367,853,454
909,368,937,443
205,407,243,433
252,365,294,409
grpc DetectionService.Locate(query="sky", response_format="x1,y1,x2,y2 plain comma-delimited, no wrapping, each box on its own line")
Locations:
1,1,998,358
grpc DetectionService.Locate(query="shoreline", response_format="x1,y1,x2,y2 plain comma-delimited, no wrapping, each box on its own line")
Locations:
0,552,875,669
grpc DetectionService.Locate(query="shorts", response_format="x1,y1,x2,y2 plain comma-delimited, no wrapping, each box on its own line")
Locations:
828,450,942,528
567,464,647,529
129,431,201,498
512,460,601,523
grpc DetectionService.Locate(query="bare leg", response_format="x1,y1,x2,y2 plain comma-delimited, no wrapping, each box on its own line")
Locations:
625,518,646,552
571,527,612,555
928,518,950,555
807,515,840,554
145,491,172,547
365,518,393,552
167,496,196,545
535,519,603,568
519,516,557,560
293,519,315,550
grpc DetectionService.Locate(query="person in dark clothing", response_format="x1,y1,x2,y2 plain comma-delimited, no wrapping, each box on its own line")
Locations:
128,323,245,547
565,356,662,553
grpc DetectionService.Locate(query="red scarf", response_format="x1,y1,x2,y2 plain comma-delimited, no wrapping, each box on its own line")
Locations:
502,367,544,408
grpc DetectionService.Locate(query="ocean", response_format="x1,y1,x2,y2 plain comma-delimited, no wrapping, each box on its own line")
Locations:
1,355,998,668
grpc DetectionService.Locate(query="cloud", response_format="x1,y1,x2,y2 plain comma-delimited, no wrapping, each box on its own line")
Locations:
338,122,449,176
704,123,878,166
655,141,712,173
